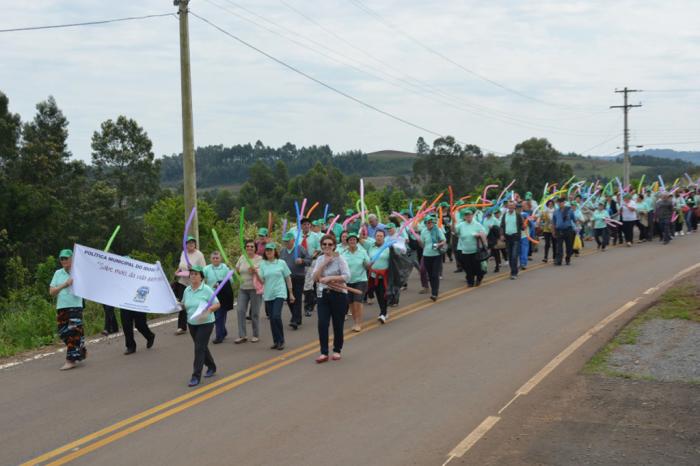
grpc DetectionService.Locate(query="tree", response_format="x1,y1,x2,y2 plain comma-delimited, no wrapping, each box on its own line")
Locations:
91,116,160,212
0,91,21,167
416,136,429,156
510,138,573,196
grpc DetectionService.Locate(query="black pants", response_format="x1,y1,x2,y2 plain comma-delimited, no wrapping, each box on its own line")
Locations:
173,282,188,330
554,229,574,264
622,220,635,244
266,298,285,345
120,309,154,351
659,219,672,243
317,290,347,355
374,277,388,316
505,235,520,276
543,232,553,260
646,212,655,240
461,252,484,286
287,275,305,325
594,227,609,249
423,255,442,297
304,286,316,314
188,322,215,379
103,305,119,334
490,247,502,270
214,280,233,341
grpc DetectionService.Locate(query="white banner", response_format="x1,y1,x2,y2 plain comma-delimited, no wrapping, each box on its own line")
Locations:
71,244,179,314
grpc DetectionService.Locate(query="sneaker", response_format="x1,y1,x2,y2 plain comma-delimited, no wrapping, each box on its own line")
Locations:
378,315,387,324
176,328,186,335
430,295,437,302
521,266,527,270
304,310,312,317
315,354,329,364
367,300,374,305
124,348,136,355
352,325,361,332
277,344,285,351
331,353,342,361
234,337,247,344
60,361,77,371
250,336,259,342
146,334,155,349
510,275,517,280
418,287,429,294
542,258,548,263
204,368,216,378
188,377,200,387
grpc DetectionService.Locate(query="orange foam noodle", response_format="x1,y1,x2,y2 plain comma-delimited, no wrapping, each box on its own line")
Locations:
305,201,320,218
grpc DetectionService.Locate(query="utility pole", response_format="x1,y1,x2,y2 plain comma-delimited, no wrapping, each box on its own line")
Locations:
610,87,642,187
176,0,198,241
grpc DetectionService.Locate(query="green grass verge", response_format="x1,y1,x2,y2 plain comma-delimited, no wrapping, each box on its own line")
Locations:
584,282,700,377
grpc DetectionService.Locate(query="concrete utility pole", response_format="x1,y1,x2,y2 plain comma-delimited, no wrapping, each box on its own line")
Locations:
610,87,642,187
176,0,198,241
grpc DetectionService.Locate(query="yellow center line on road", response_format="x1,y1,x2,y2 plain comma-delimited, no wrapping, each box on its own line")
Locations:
25,248,600,465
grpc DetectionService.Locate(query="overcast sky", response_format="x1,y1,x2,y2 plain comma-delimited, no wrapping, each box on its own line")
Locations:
2,0,699,162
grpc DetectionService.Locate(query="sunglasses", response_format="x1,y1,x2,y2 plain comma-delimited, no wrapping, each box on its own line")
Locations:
321,242,335,247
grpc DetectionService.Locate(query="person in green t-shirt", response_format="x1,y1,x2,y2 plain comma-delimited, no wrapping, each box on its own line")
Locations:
203,251,233,344
182,265,220,387
592,202,610,250
49,249,86,371
417,215,447,301
257,243,294,350
341,232,370,332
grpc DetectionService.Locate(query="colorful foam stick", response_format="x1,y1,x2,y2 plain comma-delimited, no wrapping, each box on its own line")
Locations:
182,207,197,267
355,198,362,214
369,239,396,263
104,225,121,253
497,179,516,202
684,173,693,185
408,200,414,217
268,211,273,233
206,270,235,308
299,198,307,218
375,205,382,223
360,179,366,225
482,184,499,202
561,175,576,190
306,201,320,218
281,219,288,236
342,211,365,229
637,174,646,194
391,211,419,239
325,215,340,235
240,206,253,268
211,228,240,283
323,204,329,222
658,175,666,191
448,185,454,210
293,201,302,259
438,206,443,229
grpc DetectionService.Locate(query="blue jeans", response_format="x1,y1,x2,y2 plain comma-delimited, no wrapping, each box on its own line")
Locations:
519,237,529,267
265,298,285,345
505,235,520,276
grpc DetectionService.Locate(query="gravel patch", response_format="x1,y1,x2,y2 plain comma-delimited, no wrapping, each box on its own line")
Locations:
608,318,700,382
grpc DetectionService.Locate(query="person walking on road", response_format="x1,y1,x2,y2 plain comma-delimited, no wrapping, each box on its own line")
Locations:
366,230,391,324
341,232,370,332
121,307,155,355
49,249,86,370
234,240,263,344
101,305,119,336
456,209,488,287
258,243,294,350
620,194,638,247
553,197,575,266
655,193,674,245
182,265,220,387
592,201,611,251
174,236,206,335
280,231,311,330
204,251,233,344
313,234,351,363
500,201,523,279
418,215,447,301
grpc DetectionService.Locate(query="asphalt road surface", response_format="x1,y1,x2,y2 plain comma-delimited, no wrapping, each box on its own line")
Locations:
2,235,698,466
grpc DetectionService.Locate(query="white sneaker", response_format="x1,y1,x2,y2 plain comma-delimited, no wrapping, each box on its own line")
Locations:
377,315,387,324
680,231,685,236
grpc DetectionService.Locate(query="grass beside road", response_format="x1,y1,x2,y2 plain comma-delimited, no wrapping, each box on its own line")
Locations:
584,282,700,377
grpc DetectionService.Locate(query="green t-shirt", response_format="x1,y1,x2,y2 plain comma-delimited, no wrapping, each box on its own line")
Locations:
592,210,609,229
50,268,83,309
183,283,218,325
203,263,230,288
368,243,390,272
504,211,518,235
456,220,486,254
420,226,446,257
340,247,370,283
259,259,291,301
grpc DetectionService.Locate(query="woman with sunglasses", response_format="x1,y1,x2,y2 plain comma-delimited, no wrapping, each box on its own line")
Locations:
340,232,370,332
235,239,263,343
313,234,351,362
182,265,220,387
257,242,294,350
49,249,86,370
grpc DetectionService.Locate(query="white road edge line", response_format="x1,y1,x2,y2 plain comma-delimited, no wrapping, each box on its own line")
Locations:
444,261,700,461
0,316,179,371
448,416,501,458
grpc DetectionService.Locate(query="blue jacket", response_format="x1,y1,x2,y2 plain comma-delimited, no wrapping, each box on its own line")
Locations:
552,206,575,230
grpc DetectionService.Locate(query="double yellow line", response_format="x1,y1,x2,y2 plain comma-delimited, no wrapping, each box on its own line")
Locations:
24,250,596,465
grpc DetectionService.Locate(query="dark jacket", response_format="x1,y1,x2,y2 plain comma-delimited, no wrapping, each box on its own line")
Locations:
655,199,674,222
279,246,311,277
500,211,523,236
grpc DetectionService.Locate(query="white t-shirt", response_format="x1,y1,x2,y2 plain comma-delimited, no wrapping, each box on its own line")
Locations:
620,200,638,222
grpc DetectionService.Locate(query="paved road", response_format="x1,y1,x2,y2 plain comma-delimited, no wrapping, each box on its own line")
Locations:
2,236,698,466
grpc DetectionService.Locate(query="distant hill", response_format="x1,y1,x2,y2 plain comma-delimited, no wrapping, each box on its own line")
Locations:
619,149,700,165
366,150,417,161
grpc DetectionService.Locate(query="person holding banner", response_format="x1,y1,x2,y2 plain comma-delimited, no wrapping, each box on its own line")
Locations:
175,236,206,335
258,243,293,350
204,251,233,344
183,265,220,387
121,307,155,355
49,249,86,370
313,234,351,363
235,240,263,343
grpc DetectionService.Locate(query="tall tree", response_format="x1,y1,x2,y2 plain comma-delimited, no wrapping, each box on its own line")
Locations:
510,138,573,196
0,91,21,168
91,116,160,211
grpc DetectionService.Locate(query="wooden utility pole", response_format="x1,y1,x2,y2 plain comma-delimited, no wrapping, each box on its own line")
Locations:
176,0,198,241
610,88,642,187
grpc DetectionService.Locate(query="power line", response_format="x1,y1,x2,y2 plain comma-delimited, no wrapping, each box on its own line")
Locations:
204,0,612,136
346,0,600,113
0,13,175,33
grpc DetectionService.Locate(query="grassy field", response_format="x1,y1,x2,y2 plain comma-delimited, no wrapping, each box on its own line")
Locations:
562,158,648,179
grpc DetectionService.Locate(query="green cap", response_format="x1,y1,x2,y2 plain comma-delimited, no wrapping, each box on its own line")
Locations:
424,215,436,223
186,235,196,243
282,232,295,241
345,209,355,216
264,242,277,250
347,232,359,240
463,208,475,215
327,213,335,220
311,220,321,226
189,265,204,273
58,249,73,258
525,192,533,200
439,201,450,208
385,222,396,229
257,228,269,236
